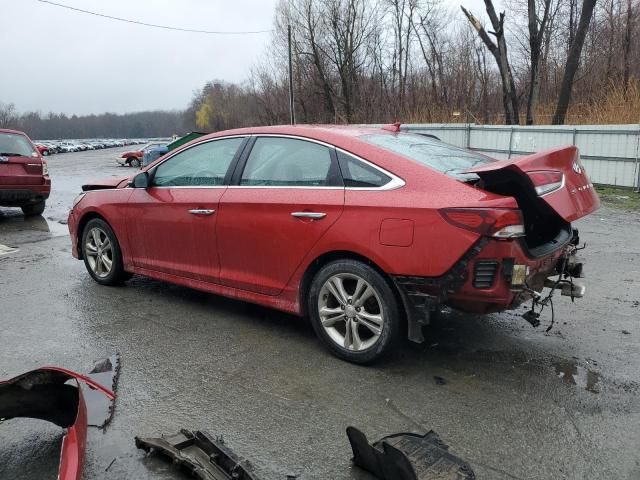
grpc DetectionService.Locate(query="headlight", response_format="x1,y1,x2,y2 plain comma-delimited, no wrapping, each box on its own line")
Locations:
72,192,86,208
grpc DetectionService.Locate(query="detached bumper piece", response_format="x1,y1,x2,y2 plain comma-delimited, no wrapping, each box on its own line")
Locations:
347,426,475,480
136,429,263,480
0,358,117,480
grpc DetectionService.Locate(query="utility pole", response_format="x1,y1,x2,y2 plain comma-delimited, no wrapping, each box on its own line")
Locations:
287,24,295,125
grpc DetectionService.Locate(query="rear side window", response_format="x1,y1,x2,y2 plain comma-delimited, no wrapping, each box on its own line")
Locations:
240,137,336,187
337,151,391,188
360,133,495,179
152,137,243,187
0,133,37,157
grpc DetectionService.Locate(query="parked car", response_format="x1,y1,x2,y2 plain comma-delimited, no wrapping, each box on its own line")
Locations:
35,143,50,156
68,125,599,363
118,142,168,167
0,129,51,216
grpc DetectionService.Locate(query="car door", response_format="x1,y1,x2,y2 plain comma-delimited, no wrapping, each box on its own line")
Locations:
216,136,345,296
125,137,246,283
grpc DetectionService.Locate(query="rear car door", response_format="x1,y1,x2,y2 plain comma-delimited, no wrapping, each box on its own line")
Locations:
125,137,246,283
217,136,344,295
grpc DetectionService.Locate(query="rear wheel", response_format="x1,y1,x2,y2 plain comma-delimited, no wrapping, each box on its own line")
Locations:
21,201,45,217
81,218,131,285
308,260,400,364
128,157,141,168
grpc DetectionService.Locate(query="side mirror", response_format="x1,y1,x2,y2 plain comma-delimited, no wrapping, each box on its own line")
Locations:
132,171,149,188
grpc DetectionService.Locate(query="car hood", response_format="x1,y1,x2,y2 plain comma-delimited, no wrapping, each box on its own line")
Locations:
82,176,130,191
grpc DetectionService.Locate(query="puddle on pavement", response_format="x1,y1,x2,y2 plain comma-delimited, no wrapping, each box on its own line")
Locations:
0,210,68,240
553,360,601,393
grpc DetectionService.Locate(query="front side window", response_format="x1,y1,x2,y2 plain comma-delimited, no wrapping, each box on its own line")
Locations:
152,137,244,187
240,137,335,187
337,151,392,188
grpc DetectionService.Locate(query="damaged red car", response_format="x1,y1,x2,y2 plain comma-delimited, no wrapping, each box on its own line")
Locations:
67,125,599,363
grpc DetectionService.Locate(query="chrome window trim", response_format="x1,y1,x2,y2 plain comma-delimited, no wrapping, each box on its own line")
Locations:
231,134,405,191
149,185,228,189
226,185,344,190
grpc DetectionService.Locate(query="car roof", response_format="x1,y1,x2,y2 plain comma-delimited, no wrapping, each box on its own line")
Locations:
205,124,395,146
0,128,28,136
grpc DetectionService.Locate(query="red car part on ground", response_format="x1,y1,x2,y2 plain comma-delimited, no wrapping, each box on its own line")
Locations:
0,364,116,480
68,125,599,363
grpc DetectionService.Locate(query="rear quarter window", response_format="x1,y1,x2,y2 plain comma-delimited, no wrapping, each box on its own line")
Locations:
337,151,391,188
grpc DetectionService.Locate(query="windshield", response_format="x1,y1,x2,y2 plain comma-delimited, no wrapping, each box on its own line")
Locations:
360,133,495,179
0,133,37,157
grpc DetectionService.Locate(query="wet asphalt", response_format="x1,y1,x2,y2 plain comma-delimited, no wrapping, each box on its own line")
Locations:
0,147,639,480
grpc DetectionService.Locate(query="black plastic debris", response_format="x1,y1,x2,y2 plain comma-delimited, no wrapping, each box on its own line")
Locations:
135,429,262,480
346,426,475,480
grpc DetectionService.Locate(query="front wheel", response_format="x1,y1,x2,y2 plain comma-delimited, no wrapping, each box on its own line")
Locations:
308,260,400,364
128,158,141,168
81,218,131,285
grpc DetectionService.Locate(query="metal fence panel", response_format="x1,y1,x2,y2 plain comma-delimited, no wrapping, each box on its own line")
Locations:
399,123,640,188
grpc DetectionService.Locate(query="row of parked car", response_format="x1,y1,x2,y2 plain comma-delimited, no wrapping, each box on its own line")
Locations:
33,138,147,156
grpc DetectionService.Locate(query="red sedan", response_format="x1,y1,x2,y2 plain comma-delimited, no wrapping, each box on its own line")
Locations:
68,125,599,363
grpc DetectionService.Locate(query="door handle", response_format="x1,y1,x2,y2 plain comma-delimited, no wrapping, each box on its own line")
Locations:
291,212,327,220
188,209,215,216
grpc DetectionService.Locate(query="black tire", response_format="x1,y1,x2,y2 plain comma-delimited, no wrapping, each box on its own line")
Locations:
42,150,49,156
21,201,45,217
128,158,141,168
308,259,400,364
81,218,131,285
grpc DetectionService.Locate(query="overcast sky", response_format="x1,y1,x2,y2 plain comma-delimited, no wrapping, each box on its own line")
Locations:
2,0,489,116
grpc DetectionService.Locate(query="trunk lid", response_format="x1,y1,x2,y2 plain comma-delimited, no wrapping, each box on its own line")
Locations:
466,146,599,222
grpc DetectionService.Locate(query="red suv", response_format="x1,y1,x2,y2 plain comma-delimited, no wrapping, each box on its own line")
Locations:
68,125,599,363
0,129,51,216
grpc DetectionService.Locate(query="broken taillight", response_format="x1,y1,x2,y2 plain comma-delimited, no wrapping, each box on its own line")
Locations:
528,170,564,196
439,208,525,238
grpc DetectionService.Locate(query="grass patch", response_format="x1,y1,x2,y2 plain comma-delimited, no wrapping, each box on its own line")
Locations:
596,186,640,211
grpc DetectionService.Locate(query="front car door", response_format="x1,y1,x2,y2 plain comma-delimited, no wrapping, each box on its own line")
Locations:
216,136,345,295
125,137,246,283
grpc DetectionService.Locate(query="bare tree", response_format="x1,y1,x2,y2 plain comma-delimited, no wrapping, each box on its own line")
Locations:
461,2,520,124
0,102,17,129
552,0,598,124
526,0,553,124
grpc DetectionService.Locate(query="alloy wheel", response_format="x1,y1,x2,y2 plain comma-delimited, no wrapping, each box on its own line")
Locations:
317,273,384,351
84,227,113,278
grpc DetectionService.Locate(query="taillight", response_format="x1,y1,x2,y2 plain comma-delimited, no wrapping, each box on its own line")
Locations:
440,208,525,238
42,161,49,176
528,170,563,196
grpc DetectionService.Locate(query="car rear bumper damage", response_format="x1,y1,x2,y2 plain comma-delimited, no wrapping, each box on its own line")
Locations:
393,229,584,342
